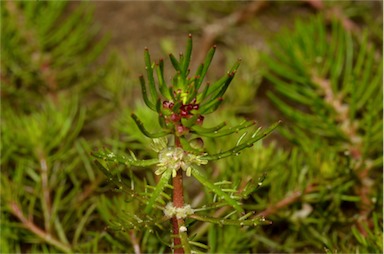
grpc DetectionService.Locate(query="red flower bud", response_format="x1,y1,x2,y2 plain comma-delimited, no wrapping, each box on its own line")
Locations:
176,125,189,136
180,104,188,111
162,101,171,109
180,110,189,117
187,104,194,111
196,115,204,125
170,113,181,122
163,101,175,109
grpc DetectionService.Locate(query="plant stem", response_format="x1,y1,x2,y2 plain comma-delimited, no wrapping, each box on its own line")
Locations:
9,202,72,253
355,164,374,236
39,154,51,234
173,137,185,254
129,230,141,254
313,74,374,235
256,183,317,218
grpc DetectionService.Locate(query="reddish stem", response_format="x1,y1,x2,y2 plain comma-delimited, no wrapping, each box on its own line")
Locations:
355,165,374,236
129,230,141,254
39,155,51,234
9,202,71,253
257,183,317,218
172,137,185,253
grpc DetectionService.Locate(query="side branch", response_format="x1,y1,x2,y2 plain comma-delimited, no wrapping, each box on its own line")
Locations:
9,202,72,253
256,183,317,218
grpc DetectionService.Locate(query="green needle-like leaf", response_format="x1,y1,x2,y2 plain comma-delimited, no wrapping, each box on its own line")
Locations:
196,81,210,103
139,75,156,111
181,34,192,76
194,64,204,89
144,48,158,101
207,73,235,102
159,114,167,128
240,175,266,199
199,97,224,115
92,150,158,167
191,165,244,213
192,120,255,138
201,75,227,102
156,59,172,100
156,98,162,114
94,161,164,214
195,45,216,90
202,60,240,102
202,121,281,161
144,168,173,213
131,114,170,138
169,53,181,72
186,80,198,104
266,74,313,106
191,122,226,134
203,60,241,102
94,161,145,201
191,214,270,226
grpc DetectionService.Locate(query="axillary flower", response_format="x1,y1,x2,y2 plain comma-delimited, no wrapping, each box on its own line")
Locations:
163,202,194,219
155,146,208,177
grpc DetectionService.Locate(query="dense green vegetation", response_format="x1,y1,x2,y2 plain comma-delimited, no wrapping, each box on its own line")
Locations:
1,1,382,253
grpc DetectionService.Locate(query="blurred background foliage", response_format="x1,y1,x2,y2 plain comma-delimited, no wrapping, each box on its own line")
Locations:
1,1,382,253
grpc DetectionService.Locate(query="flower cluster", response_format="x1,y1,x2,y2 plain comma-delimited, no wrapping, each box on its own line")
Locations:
163,202,194,219
156,147,208,177
161,99,205,137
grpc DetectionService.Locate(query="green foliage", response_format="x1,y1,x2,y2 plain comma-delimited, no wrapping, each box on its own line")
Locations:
1,2,112,253
1,1,382,253
266,16,382,151
262,15,383,252
93,34,278,253
1,1,108,112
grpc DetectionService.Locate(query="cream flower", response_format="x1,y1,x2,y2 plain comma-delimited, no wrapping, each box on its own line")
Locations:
155,147,208,177
163,202,194,219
